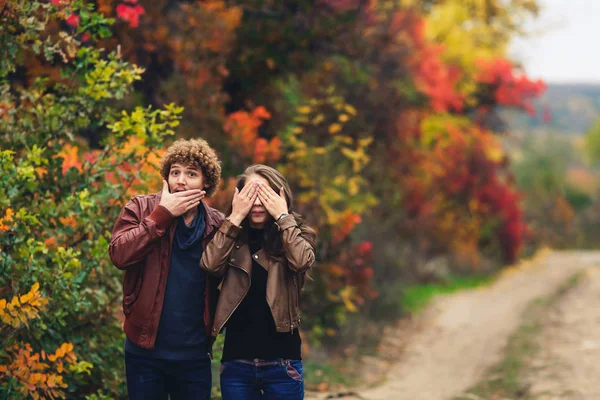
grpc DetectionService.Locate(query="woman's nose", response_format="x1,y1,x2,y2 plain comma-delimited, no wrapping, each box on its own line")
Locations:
253,196,262,206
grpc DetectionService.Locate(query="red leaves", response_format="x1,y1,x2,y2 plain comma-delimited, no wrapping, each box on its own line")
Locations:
414,45,464,112
390,11,464,113
322,0,362,12
476,58,546,115
65,13,79,28
116,0,145,28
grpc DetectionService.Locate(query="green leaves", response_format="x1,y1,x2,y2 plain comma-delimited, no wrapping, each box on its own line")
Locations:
108,104,183,147
0,1,183,397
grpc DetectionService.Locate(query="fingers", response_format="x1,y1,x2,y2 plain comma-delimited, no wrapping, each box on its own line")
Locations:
257,190,271,207
279,186,285,198
184,199,202,212
233,187,239,200
162,180,170,194
175,189,205,198
238,181,253,197
247,183,258,200
258,184,275,200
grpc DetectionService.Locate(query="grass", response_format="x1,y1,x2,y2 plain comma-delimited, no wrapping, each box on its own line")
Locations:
454,271,585,400
303,359,357,392
401,274,493,314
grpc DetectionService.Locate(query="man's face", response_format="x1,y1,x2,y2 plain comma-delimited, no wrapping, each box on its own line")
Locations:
168,163,207,193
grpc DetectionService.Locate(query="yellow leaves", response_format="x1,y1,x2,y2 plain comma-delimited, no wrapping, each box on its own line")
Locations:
484,144,504,163
0,283,48,328
311,113,325,125
340,286,358,312
328,123,342,134
297,105,312,114
343,104,357,116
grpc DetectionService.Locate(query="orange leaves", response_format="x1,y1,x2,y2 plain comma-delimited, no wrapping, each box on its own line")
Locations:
57,143,82,174
1,342,77,399
223,106,281,164
0,207,14,232
47,343,76,364
332,211,362,243
253,136,282,164
0,283,48,328
197,1,242,52
56,137,165,196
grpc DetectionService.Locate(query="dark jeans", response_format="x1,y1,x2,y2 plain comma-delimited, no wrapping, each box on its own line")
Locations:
220,359,304,400
125,352,212,400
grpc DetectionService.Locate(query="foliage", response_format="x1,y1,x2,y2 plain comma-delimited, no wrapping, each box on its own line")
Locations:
0,1,181,397
1,1,552,396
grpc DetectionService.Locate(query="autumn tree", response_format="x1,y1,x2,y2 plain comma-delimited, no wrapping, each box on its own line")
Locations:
0,1,181,397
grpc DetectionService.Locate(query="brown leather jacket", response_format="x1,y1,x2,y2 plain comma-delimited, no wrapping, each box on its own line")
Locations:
200,216,316,337
109,192,224,350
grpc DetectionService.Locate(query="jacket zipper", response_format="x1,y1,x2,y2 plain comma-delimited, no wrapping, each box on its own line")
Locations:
215,265,251,334
290,274,297,334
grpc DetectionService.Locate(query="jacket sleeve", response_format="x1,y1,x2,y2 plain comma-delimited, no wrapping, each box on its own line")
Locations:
109,197,175,270
200,218,241,278
275,215,316,273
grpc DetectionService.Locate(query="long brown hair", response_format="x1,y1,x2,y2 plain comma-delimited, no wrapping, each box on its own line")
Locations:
230,164,316,258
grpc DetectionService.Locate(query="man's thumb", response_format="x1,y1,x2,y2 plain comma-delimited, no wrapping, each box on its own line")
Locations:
162,180,169,194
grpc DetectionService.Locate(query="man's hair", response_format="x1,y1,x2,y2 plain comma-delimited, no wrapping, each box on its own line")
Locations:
159,138,221,197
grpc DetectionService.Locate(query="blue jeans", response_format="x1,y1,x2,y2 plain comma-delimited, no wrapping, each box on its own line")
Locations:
125,352,212,400
220,359,304,400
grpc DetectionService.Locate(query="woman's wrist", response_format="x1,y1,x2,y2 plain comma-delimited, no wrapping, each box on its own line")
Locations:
276,212,289,221
227,213,244,226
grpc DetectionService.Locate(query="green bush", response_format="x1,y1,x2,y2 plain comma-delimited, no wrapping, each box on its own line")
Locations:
0,1,181,398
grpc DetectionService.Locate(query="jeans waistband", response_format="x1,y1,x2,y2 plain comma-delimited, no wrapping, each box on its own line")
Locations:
232,358,291,367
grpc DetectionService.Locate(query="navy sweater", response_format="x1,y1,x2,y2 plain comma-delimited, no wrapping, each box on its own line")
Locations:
125,207,208,360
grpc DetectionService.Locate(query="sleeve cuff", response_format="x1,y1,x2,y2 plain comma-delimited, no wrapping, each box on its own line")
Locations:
220,218,242,238
147,205,176,231
275,214,296,232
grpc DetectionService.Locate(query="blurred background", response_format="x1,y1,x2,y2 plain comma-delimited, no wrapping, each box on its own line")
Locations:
1,0,599,398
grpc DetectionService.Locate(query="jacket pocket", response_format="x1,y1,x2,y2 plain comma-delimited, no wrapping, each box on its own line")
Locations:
122,265,143,315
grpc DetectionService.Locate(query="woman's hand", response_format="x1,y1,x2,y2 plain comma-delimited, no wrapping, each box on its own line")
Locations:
257,184,288,220
228,181,258,226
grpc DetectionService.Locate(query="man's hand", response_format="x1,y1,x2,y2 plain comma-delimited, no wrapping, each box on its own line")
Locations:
228,181,258,226
159,180,205,217
257,184,288,219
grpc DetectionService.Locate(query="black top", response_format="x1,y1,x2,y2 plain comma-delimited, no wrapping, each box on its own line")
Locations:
222,227,301,362
126,207,208,359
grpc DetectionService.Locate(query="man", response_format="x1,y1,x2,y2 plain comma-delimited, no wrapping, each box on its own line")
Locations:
109,138,224,400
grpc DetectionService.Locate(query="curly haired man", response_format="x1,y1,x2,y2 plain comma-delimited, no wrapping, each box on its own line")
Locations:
109,138,224,400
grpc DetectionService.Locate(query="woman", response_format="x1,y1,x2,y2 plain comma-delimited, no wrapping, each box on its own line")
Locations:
200,164,316,399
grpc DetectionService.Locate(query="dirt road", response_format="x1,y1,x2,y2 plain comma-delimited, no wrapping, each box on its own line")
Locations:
527,265,600,399
309,251,600,400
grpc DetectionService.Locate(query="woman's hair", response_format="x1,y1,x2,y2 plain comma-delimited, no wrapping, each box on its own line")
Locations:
232,164,316,257
159,138,221,197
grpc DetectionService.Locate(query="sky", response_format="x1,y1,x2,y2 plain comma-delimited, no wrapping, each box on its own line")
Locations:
509,0,600,84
